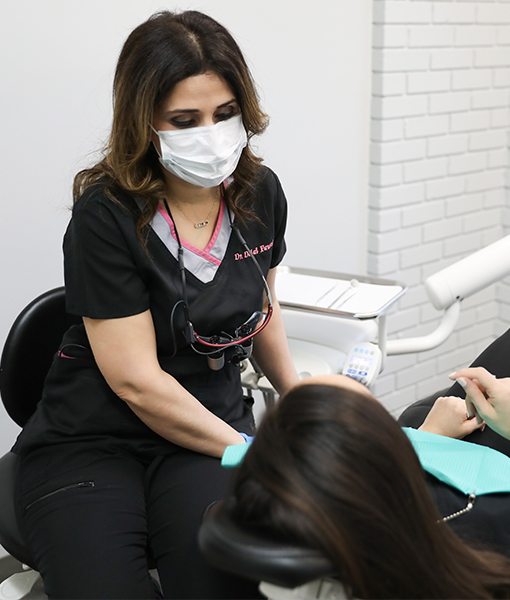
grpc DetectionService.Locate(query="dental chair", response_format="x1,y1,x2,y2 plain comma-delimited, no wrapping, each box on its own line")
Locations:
199,499,346,600
0,287,78,600
202,235,510,600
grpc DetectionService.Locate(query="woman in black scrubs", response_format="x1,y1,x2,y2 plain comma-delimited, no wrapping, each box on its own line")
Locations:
12,11,298,599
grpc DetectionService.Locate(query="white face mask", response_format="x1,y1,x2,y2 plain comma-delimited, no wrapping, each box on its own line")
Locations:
152,114,248,188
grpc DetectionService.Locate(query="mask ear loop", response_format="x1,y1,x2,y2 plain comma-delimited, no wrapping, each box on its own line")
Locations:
150,124,163,159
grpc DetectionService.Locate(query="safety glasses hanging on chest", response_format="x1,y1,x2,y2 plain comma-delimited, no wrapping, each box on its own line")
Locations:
164,199,273,370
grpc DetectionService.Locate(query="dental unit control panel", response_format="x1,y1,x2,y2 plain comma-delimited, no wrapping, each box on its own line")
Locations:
341,342,383,387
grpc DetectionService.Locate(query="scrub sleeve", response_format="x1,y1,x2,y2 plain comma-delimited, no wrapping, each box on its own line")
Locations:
64,192,151,319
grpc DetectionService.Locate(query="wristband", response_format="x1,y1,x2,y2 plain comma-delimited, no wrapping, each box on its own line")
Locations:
239,432,254,444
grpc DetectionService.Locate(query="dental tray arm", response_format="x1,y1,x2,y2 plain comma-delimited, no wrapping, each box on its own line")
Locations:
385,235,510,356
383,302,461,356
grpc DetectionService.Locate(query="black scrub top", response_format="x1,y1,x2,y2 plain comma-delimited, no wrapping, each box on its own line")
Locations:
13,166,287,458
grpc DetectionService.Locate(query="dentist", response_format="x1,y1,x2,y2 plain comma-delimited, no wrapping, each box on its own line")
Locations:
13,10,298,599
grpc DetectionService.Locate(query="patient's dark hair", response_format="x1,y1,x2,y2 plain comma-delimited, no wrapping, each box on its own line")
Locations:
232,383,510,599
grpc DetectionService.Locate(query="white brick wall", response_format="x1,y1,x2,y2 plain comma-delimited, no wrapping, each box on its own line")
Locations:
369,0,510,415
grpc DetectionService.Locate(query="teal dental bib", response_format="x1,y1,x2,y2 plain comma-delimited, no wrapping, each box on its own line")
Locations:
403,427,510,495
222,428,510,498
222,443,251,468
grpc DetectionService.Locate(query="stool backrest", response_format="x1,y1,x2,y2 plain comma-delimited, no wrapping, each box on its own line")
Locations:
0,287,79,427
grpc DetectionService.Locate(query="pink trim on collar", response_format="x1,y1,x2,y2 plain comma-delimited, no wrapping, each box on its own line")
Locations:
204,199,225,254
157,202,224,266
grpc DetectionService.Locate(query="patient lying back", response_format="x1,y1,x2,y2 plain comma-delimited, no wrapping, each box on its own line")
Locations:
231,375,510,600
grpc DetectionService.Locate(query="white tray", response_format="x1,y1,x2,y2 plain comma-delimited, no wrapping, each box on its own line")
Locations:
276,266,405,320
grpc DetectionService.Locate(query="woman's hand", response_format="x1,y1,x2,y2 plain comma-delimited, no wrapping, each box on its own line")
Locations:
418,395,484,438
449,367,510,440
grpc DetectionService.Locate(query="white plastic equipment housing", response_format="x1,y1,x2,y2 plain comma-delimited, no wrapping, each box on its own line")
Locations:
425,235,510,310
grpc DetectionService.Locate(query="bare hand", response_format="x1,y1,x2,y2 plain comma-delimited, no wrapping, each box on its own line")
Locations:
418,395,484,438
449,367,510,440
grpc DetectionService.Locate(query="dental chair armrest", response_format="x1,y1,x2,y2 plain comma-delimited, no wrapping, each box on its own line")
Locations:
198,500,337,589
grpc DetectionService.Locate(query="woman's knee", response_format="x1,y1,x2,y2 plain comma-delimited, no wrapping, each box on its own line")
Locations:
17,452,156,598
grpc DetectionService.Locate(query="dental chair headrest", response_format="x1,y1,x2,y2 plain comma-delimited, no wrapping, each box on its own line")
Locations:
198,499,337,588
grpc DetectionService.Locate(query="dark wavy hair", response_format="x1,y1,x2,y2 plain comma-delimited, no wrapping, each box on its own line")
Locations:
73,10,268,239
232,382,510,599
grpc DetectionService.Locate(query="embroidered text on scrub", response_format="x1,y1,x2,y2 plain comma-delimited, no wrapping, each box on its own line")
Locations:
234,241,274,261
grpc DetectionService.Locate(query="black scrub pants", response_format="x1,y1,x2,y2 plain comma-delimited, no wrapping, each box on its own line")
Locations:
398,326,510,457
16,445,261,600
